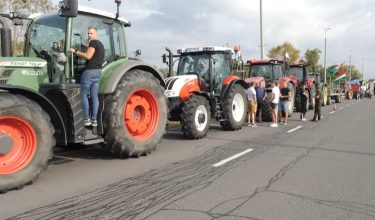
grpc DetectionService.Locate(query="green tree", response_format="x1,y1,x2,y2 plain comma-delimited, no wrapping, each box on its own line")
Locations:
267,41,300,63
304,48,321,72
0,0,55,55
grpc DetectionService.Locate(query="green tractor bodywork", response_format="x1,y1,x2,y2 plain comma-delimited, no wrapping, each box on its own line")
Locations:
0,1,167,193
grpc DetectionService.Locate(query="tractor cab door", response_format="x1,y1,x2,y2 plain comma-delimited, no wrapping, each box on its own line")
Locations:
211,52,231,96
71,14,125,82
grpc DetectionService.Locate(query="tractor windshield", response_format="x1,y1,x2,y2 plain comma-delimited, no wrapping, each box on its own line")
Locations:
250,64,282,79
287,67,303,82
177,53,210,79
25,13,66,57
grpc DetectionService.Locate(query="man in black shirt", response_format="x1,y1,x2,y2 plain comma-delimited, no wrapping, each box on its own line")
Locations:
70,26,105,127
279,81,291,125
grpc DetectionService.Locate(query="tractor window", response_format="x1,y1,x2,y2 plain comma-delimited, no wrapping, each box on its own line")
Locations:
112,22,125,57
211,52,230,94
177,53,210,80
287,67,303,81
272,65,283,79
72,14,113,63
26,13,66,57
249,65,273,79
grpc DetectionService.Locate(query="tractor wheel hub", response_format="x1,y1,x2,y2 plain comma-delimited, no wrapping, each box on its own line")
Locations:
0,134,13,155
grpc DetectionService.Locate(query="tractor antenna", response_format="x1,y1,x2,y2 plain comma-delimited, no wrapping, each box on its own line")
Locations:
115,0,121,19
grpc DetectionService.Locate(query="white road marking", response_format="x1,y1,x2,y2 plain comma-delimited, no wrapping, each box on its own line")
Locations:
287,126,303,133
329,111,335,114
213,149,253,167
339,107,344,110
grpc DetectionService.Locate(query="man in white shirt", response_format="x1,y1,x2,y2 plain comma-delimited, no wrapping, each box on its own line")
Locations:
270,80,280,127
246,82,257,127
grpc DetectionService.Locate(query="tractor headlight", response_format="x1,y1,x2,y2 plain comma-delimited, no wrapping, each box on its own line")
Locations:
165,90,176,97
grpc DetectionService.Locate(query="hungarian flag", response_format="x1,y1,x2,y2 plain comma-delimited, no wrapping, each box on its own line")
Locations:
334,71,347,82
328,63,345,76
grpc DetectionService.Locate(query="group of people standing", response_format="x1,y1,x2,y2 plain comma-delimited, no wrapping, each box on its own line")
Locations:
246,80,322,128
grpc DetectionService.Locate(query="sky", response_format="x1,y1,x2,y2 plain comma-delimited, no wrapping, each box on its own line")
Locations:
53,0,375,79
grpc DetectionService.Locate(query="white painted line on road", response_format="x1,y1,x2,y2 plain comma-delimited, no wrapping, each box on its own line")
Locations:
329,111,335,114
339,107,344,110
212,149,253,167
346,104,350,107
287,126,302,133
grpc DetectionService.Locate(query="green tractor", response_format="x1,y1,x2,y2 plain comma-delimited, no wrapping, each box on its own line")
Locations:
0,0,167,192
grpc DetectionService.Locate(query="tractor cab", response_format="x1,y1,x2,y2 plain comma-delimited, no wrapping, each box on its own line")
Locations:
175,47,233,95
247,59,283,87
286,63,308,86
24,6,130,86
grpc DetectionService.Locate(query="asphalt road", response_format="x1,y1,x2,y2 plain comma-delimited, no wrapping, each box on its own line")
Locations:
1,98,375,220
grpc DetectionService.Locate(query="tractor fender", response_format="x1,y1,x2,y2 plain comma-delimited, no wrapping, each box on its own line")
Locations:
0,85,67,145
100,59,165,94
220,77,247,99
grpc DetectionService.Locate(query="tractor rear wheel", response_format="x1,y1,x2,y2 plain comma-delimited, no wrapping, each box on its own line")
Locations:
0,93,55,193
103,70,167,157
220,84,246,130
180,95,210,139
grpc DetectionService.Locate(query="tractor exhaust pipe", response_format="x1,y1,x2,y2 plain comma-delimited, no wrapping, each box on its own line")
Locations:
165,47,174,77
0,18,12,57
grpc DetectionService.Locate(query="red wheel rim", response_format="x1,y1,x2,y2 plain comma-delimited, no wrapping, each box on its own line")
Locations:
0,116,37,174
123,88,160,141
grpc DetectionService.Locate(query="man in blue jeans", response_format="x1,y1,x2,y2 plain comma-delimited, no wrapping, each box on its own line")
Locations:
70,26,104,127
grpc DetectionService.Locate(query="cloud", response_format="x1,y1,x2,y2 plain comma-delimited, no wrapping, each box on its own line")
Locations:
53,0,375,79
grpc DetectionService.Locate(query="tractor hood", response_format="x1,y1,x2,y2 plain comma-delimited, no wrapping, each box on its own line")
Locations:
0,57,49,92
164,75,201,100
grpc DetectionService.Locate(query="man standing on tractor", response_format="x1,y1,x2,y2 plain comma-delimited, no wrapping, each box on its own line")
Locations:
311,85,322,122
279,81,291,125
255,81,267,123
246,82,257,127
270,80,280,127
70,26,104,127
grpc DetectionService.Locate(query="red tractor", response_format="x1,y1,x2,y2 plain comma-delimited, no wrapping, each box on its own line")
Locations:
162,47,247,139
245,59,297,121
286,63,316,111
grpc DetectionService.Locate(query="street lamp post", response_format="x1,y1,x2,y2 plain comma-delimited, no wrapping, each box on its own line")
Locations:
349,49,352,81
259,0,264,59
323,27,332,84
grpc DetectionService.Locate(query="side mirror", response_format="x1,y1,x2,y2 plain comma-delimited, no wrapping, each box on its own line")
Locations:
162,54,167,64
58,0,78,17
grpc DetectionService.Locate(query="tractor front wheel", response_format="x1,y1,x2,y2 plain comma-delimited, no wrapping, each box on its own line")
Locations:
0,93,55,193
181,95,211,139
103,70,167,157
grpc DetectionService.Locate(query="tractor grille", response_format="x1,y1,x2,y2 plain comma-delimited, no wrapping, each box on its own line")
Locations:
0,69,15,84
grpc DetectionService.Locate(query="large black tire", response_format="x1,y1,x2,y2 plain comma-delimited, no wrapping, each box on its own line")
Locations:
261,100,273,122
103,70,167,157
220,84,247,130
181,95,211,139
295,87,301,112
287,83,295,116
0,93,55,193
